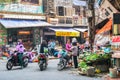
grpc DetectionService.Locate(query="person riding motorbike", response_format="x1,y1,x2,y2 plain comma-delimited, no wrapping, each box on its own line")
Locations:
58,46,70,66
16,39,25,69
39,40,48,64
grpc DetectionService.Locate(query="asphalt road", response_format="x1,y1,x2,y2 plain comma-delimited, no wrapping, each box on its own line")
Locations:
0,59,102,80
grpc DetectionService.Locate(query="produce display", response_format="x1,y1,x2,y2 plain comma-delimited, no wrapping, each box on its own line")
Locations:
78,52,111,74
83,53,111,62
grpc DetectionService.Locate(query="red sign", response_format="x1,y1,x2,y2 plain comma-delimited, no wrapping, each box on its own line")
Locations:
112,36,120,42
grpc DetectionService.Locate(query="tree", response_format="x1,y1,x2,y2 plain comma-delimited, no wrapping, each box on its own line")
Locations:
87,0,96,51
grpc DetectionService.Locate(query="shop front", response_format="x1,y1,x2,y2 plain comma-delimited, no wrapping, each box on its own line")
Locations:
43,27,88,45
0,19,51,48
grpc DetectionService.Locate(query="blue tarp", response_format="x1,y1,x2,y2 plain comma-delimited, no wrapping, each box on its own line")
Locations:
0,19,51,28
73,0,99,8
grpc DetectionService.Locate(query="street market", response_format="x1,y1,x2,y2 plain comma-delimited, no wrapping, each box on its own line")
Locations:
1,0,120,80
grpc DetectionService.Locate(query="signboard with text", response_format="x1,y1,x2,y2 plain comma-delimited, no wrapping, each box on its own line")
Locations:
112,36,120,42
55,0,72,7
56,31,79,37
0,3,43,14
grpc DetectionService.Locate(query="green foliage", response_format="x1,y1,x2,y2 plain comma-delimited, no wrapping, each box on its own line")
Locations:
102,54,111,59
84,54,99,61
78,61,87,68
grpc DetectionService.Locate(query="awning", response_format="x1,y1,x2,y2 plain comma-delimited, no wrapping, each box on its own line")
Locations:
0,19,51,28
49,28,80,37
97,19,112,34
73,28,88,32
95,18,109,30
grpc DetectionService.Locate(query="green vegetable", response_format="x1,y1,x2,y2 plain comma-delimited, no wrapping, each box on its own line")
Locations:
78,61,87,68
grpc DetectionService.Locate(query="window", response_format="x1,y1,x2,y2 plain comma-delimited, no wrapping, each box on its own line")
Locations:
58,6,64,16
107,7,113,12
113,13,120,35
105,9,110,16
66,17,72,24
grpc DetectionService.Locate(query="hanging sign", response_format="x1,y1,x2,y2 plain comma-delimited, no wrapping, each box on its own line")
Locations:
112,36,120,42
56,31,79,37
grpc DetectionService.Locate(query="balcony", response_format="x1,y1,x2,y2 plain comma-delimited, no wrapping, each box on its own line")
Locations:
56,16,88,26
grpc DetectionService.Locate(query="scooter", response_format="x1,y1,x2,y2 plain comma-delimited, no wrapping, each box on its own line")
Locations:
6,51,29,70
38,53,48,71
57,54,72,71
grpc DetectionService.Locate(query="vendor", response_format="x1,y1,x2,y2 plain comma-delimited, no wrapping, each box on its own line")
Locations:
103,42,111,53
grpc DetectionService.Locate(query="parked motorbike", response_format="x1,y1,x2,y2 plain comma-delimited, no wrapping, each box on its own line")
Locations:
38,53,48,71
57,54,72,71
6,51,29,70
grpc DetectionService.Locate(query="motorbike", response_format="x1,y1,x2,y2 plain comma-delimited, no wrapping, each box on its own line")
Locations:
6,51,29,70
38,53,48,71
57,54,72,71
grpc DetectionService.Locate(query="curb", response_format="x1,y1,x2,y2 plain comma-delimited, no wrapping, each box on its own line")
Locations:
49,57,58,60
0,57,3,60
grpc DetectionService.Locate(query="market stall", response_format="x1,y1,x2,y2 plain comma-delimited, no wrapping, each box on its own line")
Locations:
78,52,111,76
109,36,120,78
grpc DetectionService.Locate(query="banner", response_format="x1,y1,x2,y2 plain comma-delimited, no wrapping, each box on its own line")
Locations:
56,31,79,37
112,36,120,42
0,3,43,14
94,31,110,45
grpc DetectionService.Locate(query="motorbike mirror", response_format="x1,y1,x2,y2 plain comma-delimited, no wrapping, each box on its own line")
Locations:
34,48,37,50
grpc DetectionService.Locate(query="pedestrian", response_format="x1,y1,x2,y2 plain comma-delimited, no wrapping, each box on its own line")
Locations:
84,38,90,50
48,39,56,56
66,39,72,60
66,39,72,52
77,42,80,56
70,42,78,68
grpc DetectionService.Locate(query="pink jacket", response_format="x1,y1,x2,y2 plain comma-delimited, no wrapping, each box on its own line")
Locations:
66,43,71,52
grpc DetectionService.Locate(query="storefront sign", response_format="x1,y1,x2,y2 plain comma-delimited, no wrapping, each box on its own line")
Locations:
112,36,120,42
56,31,79,37
3,14,45,20
0,3,43,14
49,18,58,25
18,31,30,35
55,0,72,7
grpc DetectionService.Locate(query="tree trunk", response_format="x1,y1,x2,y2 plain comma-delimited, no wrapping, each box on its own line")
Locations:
88,0,95,51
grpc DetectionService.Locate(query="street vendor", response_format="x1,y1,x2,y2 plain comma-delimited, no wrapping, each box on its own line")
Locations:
103,42,111,53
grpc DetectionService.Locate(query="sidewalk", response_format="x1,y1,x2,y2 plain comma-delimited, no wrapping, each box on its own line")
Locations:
0,56,7,60
103,75,120,80
48,56,58,60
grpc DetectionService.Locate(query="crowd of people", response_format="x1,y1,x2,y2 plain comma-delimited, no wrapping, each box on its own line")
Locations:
0,37,92,69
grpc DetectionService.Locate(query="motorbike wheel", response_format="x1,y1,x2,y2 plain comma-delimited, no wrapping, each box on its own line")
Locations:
39,64,43,71
57,62,64,71
23,57,29,68
6,61,13,70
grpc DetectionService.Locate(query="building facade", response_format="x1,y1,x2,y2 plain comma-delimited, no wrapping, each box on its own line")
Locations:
0,0,47,47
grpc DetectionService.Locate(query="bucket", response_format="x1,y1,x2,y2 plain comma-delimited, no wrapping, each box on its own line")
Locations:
109,68,117,78
87,67,95,76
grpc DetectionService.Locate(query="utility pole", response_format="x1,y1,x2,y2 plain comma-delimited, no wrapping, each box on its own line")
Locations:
87,0,95,51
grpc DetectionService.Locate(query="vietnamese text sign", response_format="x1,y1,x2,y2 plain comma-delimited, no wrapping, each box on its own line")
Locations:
112,36,120,42
0,3,43,14
56,31,79,37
